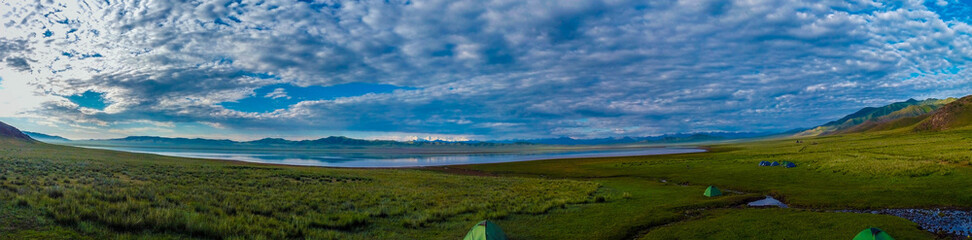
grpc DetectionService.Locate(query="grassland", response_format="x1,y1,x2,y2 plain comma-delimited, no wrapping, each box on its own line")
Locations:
2,127,972,239
637,209,932,240
452,127,972,239
0,140,601,239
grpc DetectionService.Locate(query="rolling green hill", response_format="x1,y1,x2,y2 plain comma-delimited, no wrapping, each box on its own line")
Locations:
829,95,972,134
0,121,35,144
796,97,956,136
914,95,972,132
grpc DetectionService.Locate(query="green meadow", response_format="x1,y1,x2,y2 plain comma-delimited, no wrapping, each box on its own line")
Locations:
2,127,972,239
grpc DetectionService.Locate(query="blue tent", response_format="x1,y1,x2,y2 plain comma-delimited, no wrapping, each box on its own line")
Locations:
770,161,780,166
758,161,771,166
784,162,797,168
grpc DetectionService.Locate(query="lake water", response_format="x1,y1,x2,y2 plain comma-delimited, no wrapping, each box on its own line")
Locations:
70,145,705,167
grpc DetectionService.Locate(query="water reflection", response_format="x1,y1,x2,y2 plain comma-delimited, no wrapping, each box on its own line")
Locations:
72,145,705,167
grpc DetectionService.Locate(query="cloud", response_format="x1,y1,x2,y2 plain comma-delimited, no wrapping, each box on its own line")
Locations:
264,88,290,100
200,121,225,129
0,39,32,72
4,57,30,71
2,0,972,139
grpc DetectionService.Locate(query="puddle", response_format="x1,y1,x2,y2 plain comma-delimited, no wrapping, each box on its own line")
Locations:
747,195,788,208
837,209,971,237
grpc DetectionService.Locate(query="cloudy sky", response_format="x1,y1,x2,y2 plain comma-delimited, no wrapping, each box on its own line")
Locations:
1,0,971,141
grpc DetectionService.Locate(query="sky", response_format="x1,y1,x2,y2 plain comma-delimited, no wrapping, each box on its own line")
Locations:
1,0,972,141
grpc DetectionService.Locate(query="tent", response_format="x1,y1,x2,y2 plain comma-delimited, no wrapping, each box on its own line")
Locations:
758,161,771,166
852,227,894,240
463,220,508,240
783,161,797,168
770,161,780,166
703,186,722,197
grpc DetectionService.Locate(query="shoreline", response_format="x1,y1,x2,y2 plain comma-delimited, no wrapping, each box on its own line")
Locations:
51,142,707,168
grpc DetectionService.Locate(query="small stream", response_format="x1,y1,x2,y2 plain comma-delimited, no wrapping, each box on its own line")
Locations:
744,197,971,237
835,209,972,237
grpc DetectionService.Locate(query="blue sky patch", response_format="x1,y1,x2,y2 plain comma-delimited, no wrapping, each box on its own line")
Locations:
221,82,413,113
925,0,972,23
214,18,232,26
62,51,104,59
67,91,108,110
944,65,961,74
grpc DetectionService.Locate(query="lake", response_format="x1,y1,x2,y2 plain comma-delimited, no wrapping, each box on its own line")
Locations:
69,144,705,167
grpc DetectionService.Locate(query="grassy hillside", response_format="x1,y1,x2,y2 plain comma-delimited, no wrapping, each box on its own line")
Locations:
831,95,972,134
797,98,954,136
3,121,972,239
835,114,930,134
0,121,34,142
915,95,972,132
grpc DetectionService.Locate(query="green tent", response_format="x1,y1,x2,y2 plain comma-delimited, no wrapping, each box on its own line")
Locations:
852,227,894,240
463,220,508,240
703,186,722,197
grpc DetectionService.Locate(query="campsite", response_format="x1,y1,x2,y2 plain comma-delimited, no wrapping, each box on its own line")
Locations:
3,0,972,239
3,119,972,239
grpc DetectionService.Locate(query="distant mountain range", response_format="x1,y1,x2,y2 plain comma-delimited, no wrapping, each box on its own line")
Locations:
11,94,972,148
798,95,972,136
486,132,778,145
68,136,523,149
23,131,70,142
18,130,774,148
